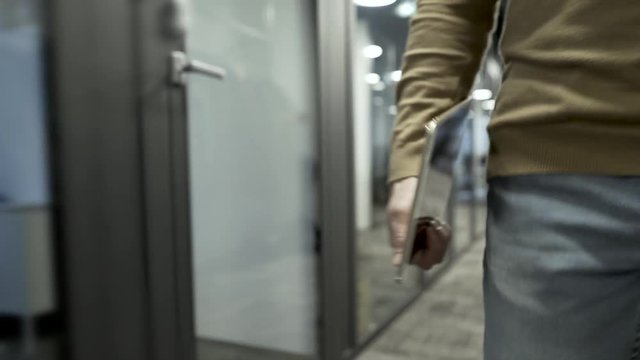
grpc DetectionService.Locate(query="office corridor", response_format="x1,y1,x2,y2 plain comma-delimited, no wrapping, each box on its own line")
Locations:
358,238,485,360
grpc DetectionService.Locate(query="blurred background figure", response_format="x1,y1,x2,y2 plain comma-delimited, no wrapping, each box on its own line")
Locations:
0,0,62,359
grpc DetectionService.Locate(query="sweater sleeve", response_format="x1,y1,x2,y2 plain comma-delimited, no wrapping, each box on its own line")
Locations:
388,0,499,184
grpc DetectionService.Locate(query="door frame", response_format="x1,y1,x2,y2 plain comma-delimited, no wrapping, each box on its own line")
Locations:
47,0,192,358
46,0,153,359
316,0,358,359
48,0,358,359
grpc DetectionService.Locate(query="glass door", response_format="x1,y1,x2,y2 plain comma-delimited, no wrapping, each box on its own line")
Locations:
181,1,319,358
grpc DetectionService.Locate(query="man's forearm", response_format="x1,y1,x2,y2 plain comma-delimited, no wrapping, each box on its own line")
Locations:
389,0,499,184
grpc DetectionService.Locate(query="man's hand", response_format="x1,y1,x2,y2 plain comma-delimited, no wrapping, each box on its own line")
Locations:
386,177,418,266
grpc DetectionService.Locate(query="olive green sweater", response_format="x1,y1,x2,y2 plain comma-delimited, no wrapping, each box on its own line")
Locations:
389,0,640,183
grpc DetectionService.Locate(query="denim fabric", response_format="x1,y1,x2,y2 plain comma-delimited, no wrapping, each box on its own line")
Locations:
484,175,640,360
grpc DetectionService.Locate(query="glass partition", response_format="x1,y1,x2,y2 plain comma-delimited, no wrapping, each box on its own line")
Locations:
351,0,499,342
351,0,424,340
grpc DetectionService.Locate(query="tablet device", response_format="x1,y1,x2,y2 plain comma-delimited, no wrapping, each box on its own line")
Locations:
395,99,472,282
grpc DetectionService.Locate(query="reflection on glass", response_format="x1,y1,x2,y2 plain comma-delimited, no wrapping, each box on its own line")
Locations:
0,0,60,359
352,4,423,340
352,1,497,341
185,1,318,359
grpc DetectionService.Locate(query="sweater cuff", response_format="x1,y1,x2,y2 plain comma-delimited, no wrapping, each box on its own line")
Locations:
388,137,424,185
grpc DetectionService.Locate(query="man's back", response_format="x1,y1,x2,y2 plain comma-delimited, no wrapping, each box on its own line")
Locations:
492,0,640,177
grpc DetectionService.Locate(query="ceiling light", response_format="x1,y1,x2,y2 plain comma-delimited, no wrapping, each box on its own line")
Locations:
482,99,496,111
363,45,383,59
365,73,381,85
472,89,493,101
390,70,402,82
354,0,397,7
373,82,386,91
395,1,416,17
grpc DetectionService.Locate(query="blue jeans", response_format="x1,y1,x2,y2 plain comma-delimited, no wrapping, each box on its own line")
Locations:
484,175,640,360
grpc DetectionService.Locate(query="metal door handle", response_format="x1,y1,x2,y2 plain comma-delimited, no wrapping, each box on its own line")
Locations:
171,51,226,86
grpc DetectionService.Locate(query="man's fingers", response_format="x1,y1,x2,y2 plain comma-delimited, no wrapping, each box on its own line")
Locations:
389,215,408,245
411,226,450,270
389,217,408,266
411,250,432,269
386,177,418,267
392,251,403,267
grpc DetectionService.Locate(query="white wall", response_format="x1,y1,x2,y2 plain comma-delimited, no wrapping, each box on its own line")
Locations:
353,21,374,231
0,24,49,205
